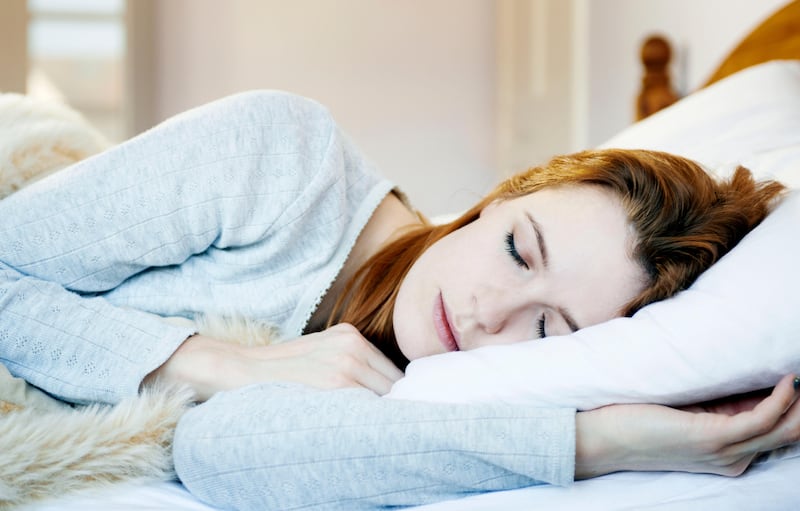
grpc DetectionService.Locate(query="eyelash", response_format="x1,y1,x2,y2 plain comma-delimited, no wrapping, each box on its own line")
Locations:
504,232,529,269
505,232,547,338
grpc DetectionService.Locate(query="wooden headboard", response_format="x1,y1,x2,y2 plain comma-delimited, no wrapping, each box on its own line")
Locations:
637,0,800,119
704,0,800,86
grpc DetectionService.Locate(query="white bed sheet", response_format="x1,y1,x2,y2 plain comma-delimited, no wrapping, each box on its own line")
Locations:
21,444,800,511
413,446,800,511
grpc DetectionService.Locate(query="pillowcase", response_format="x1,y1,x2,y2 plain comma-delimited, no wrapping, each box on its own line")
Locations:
387,60,800,409
600,60,800,188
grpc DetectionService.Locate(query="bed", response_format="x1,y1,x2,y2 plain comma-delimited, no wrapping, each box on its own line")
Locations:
14,1,800,510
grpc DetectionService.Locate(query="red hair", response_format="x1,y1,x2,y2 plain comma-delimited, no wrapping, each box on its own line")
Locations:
330,149,786,369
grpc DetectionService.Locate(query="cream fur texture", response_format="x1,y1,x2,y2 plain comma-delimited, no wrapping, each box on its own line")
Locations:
0,387,193,509
192,313,282,347
0,312,279,509
0,93,281,507
0,93,109,198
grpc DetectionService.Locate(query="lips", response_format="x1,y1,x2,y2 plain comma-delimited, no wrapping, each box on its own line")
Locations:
433,292,460,352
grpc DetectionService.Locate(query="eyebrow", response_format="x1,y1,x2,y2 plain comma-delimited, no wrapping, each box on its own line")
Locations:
526,212,580,333
558,307,580,333
525,211,549,269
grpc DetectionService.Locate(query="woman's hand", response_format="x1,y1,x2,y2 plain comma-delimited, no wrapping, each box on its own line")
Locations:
575,374,800,479
146,323,404,401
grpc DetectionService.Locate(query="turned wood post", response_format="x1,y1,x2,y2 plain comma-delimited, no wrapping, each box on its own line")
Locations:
636,35,679,120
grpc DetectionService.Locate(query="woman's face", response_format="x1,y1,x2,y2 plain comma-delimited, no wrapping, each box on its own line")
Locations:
393,185,648,361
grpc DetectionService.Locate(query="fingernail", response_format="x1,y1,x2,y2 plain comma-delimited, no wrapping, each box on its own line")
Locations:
794,376,800,391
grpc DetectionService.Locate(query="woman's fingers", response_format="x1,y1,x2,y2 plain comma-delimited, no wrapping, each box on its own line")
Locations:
363,342,406,382
719,374,799,442
576,374,800,479
265,322,404,395
353,363,399,396
721,375,800,455
361,355,405,394
329,329,400,394
324,323,404,391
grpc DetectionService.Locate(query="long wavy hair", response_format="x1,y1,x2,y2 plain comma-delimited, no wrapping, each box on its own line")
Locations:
330,149,786,369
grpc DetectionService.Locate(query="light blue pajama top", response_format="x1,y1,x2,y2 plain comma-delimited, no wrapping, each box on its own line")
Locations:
0,91,575,510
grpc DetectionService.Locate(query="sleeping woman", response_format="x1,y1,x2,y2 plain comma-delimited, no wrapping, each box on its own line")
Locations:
0,91,797,510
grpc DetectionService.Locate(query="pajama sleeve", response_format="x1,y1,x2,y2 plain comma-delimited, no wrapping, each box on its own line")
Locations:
174,383,576,511
0,91,352,404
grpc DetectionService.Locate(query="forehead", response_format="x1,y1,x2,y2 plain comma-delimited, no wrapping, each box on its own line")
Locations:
512,180,620,213
505,185,630,235
507,185,646,323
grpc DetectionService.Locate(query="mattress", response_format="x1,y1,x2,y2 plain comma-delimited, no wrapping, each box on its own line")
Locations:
20,443,800,511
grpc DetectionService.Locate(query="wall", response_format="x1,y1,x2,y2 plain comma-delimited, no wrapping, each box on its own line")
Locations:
496,0,582,178
0,0,27,93
153,0,496,216
150,0,792,214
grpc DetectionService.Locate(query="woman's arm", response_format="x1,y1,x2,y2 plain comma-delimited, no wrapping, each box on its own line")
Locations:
0,262,195,404
575,373,800,479
174,382,576,511
0,90,364,404
174,375,800,511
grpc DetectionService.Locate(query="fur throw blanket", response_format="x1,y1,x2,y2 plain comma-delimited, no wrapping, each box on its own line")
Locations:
0,94,280,508
0,93,108,198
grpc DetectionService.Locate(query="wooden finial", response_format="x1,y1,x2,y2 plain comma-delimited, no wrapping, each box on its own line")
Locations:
636,35,679,120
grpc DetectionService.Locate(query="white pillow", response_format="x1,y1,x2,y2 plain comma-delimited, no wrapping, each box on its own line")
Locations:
601,60,800,189
388,60,800,409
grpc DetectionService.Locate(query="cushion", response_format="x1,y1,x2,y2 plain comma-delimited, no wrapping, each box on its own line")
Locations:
387,60,800,409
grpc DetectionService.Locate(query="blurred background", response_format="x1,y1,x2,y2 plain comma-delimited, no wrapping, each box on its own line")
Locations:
0,0,788,215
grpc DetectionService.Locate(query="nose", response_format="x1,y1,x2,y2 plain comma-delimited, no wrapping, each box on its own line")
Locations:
473,286,531,337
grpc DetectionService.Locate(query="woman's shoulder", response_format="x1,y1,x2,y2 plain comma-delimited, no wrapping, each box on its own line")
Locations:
211,90,335,128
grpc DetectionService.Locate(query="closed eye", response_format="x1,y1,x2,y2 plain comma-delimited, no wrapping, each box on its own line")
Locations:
504,232,529,269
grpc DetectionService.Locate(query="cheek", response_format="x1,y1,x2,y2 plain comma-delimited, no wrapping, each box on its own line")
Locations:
391,252,432,359
402,235,453,287
392,236,465,359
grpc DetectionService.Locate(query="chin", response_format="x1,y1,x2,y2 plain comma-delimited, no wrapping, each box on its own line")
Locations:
392,325,426,362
